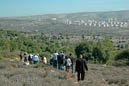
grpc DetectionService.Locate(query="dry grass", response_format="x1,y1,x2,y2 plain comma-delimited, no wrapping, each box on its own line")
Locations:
0,59,129,86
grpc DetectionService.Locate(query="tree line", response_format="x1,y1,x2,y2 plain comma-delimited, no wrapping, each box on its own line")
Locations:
0,30,129,66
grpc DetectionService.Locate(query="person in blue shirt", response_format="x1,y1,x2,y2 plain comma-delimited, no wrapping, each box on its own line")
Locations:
32,54,39,64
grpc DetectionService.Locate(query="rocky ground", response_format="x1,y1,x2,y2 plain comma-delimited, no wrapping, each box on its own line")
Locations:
0,59,129,86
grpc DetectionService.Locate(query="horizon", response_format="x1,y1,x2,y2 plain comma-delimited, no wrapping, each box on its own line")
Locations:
1,10,129,18
0,0,129,17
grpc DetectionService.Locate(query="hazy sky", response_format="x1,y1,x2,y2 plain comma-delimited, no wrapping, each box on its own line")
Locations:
0,0,129,17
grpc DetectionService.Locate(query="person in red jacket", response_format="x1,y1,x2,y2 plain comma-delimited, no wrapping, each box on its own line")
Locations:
20,52,24,61
75,54,88,81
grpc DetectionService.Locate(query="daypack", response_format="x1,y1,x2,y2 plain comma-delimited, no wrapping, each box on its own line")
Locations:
60,64,65,70
66,58,72,66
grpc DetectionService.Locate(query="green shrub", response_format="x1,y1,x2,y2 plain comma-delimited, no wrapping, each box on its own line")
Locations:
75,39,114,64
107,49,129,66
115,49,129,61
39,52,51,58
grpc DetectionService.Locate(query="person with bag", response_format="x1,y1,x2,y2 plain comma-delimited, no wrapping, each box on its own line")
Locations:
65,56,72,72
69,53,74,73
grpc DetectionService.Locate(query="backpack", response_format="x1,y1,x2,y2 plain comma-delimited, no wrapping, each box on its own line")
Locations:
60,64,65,70
66,58,72,66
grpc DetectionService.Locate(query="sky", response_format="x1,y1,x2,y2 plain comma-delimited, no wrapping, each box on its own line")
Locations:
0,0,129,17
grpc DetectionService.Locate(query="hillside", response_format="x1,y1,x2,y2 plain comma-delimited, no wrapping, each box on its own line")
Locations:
0,10,129,36
0,59,129,86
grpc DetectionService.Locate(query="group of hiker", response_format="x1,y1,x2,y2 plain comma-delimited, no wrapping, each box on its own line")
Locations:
19,51,88,81
49,52,88,81
49,52,74,73
19,52,48,65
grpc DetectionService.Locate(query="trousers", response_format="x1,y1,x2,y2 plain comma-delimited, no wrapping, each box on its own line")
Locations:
77,72,85,81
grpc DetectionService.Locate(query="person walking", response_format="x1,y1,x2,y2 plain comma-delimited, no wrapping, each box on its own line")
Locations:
19,52,24,61
32,54,39,64
23,52,29,65
42,56,47,64
57,52,64,69
65,56,72,72
69,53,74,73
28,54,33,64
75,54,88,81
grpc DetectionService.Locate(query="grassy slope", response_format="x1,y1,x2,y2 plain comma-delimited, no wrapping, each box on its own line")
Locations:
0,59,129,86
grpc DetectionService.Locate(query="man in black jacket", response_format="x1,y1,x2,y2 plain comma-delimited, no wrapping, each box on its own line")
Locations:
75,54,88,81
69,53,74,73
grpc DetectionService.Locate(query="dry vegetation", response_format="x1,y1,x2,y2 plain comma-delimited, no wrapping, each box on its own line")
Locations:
0,59,129,86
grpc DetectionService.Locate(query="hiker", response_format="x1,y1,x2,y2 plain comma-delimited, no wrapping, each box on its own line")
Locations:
24,52,29,65
50,54,54,65
49,53,57,67
61,54,66,71
28,54,33,64
57,52,64,69
32,54,39,64
69,53,74,73
20,52,24,61
42,56,47,64
53,53,58,67
65,56,72,72
75,54,88,81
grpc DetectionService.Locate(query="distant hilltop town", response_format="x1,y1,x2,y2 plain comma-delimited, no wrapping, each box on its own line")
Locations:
51,17,129,28
0,10,129,36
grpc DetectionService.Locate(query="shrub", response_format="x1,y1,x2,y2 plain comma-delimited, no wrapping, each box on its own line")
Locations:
112,49,129,66
75,39,113,64
115,49,129,61
92,47,104,64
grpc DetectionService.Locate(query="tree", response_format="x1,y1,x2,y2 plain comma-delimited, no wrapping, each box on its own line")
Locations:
92,47,104,63
75,41,93,61
97,36,114,63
